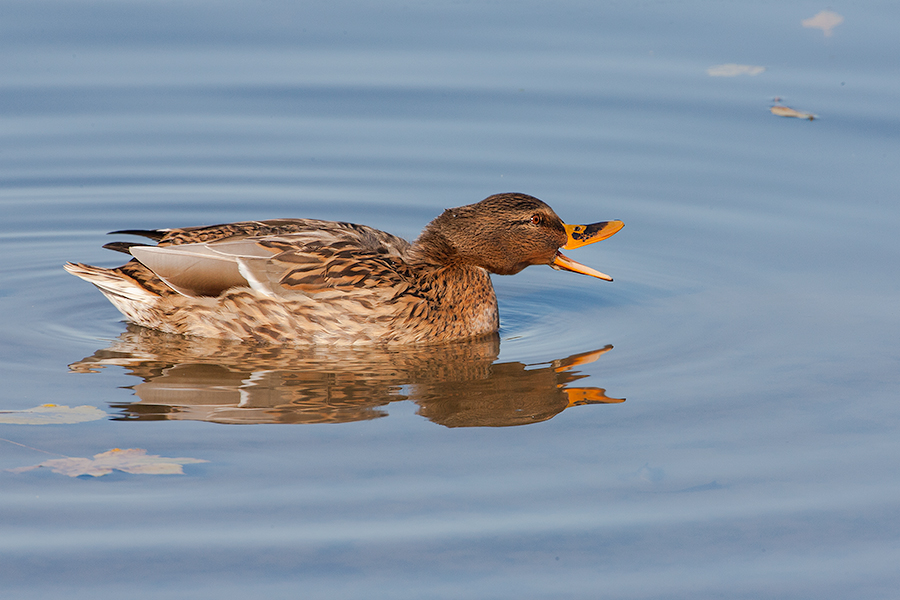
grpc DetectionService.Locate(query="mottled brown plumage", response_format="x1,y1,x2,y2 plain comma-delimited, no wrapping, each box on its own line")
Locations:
65,193,623,345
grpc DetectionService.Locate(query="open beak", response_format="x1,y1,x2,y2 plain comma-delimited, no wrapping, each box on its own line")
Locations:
551,220,624,281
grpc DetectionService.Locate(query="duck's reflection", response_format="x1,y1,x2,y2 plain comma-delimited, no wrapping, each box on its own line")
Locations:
70,325,623,427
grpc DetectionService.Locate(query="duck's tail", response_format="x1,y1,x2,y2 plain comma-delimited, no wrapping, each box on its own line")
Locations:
64,262,160,322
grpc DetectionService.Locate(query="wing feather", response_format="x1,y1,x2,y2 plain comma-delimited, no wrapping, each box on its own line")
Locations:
129,246,249,297
129,226,414,299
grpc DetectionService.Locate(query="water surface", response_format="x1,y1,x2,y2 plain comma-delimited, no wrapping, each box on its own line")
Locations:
2,1,899,599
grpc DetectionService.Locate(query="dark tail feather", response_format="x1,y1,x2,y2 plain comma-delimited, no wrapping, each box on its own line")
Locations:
102,241,151,254
108,229,167,241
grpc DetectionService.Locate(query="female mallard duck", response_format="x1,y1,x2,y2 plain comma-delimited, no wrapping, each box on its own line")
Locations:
65,193,623,345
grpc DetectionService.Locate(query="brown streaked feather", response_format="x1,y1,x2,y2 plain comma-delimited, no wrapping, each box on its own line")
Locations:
126,229,416,299
152,219,410,252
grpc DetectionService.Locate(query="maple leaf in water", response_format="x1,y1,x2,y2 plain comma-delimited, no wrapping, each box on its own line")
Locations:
0,404,107,425
9,448,207,477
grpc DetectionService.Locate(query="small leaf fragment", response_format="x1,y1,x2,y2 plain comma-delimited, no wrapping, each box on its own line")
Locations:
771,105,816,120
9,448,208,477
0,404,108,425
707,64,765,77
802,10,844,37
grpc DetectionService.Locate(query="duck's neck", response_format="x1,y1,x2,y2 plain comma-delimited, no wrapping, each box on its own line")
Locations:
402,233,498,337
402,215,500,337
407,225,459,269
426,263,499,338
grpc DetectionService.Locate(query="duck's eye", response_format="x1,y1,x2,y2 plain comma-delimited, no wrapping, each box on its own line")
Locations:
530,214,543,225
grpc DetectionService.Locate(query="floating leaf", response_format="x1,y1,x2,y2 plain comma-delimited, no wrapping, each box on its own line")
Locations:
0,404,107,425
707,64,765,77
802,10,844,37
771,105,816,120
9,448,208,477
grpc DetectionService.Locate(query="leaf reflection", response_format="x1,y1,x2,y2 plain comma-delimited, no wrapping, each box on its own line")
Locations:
70,325,624,427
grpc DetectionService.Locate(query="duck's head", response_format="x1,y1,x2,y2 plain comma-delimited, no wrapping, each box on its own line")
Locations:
413,193,623,280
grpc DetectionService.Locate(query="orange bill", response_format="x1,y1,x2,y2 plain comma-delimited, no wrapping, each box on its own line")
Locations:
562,220,624,249
552,251,614,281
551,219,623,281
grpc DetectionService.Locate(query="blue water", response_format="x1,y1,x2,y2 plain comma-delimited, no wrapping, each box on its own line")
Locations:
2,1,899,598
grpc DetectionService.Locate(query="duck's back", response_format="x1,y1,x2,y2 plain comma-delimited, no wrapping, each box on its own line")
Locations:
114,218,409,253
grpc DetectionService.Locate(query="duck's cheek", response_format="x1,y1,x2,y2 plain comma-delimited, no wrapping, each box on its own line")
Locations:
501,261,533,275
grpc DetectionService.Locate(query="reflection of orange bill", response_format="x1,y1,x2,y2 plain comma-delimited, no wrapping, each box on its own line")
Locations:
554,345,613,372
564,387,625,406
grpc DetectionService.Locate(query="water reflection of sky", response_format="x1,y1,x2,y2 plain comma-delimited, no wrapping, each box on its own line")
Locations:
2,1,899,599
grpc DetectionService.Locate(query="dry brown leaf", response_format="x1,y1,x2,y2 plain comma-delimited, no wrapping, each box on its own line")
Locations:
0,404,107,425
771,105,816,120
9,448,208,477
